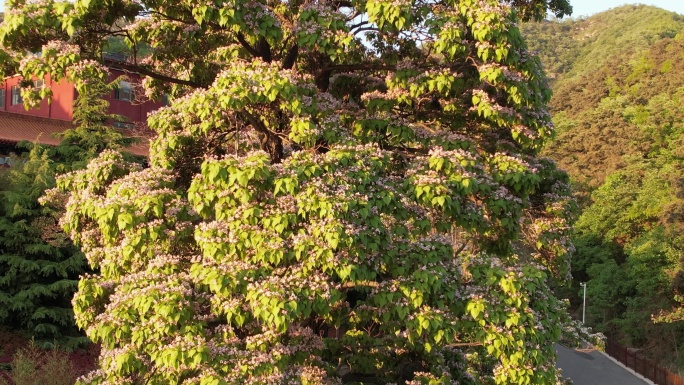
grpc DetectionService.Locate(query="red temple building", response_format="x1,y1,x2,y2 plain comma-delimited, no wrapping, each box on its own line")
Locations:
0,65,163,165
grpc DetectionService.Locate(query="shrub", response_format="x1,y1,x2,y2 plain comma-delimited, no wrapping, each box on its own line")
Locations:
0,342,77,385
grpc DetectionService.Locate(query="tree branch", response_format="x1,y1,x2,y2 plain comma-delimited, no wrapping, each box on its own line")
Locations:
236,33,273,62
325,63,395,73
256,37,273,62
239,109,283,162
240,109,270,136
353,27,380,36
349,20,370,30
447,342,483,347
236,32,261,58
332,0,353,8
454,241,469,257
103,59,202,88
282,44,298,70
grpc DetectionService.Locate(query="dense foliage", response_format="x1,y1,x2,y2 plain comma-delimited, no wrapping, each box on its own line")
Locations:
0,47,139,348
0,145,87,349
4,0,577,383
523,5,684,369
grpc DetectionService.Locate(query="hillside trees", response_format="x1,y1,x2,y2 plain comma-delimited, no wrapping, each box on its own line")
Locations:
562,37,684,355
570,162,684,364
522,6,684,367
4,0,577,383
522,6,684,192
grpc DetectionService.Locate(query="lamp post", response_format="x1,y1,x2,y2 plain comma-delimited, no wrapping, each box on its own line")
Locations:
580,282,587,324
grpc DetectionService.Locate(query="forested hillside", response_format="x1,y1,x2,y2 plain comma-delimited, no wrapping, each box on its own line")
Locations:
523,5,684,369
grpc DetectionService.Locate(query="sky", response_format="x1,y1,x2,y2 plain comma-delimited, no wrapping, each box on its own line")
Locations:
565,1,684,18
0,1,682,18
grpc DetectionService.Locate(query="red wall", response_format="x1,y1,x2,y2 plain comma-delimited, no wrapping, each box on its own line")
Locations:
3,76,55,118
49,78,75,120
1,70,162,124
103,69,164,124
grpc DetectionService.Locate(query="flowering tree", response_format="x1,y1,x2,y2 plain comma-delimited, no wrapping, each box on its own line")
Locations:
3,0,576,383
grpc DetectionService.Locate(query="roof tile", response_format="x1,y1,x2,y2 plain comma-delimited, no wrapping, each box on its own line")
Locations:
0,111,150,156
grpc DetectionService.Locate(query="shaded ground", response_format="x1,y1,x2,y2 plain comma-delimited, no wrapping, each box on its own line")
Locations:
556,344,650,385
0,328,99,384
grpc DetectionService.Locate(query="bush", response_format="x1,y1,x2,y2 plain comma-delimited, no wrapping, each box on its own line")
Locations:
560,318,607,351
0,342,77,385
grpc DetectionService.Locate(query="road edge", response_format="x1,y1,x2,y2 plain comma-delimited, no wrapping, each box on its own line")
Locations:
590,345,656,385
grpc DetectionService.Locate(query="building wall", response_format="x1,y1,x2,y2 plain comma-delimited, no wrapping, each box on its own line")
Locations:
2,76,54,118
103,69,164,125
1,69,163,125
49,77,75,120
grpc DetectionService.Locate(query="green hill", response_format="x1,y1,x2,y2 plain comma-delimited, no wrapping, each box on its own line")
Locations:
522,5,684,370
523,5,684,190
525,5,684,81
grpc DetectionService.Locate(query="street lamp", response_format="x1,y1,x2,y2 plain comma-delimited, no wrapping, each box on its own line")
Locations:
580,282,587,324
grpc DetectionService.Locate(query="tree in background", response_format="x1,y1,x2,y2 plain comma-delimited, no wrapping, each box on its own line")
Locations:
571,164,684,363
5,0,578,383
0,44,141,348
0,144,88,349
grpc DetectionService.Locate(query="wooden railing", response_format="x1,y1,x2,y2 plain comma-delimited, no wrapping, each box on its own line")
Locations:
606,339,684,385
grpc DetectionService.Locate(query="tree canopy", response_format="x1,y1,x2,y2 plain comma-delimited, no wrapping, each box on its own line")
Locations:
3,0,575,383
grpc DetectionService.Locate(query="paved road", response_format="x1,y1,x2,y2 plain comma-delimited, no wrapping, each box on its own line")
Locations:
556,344,650,385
